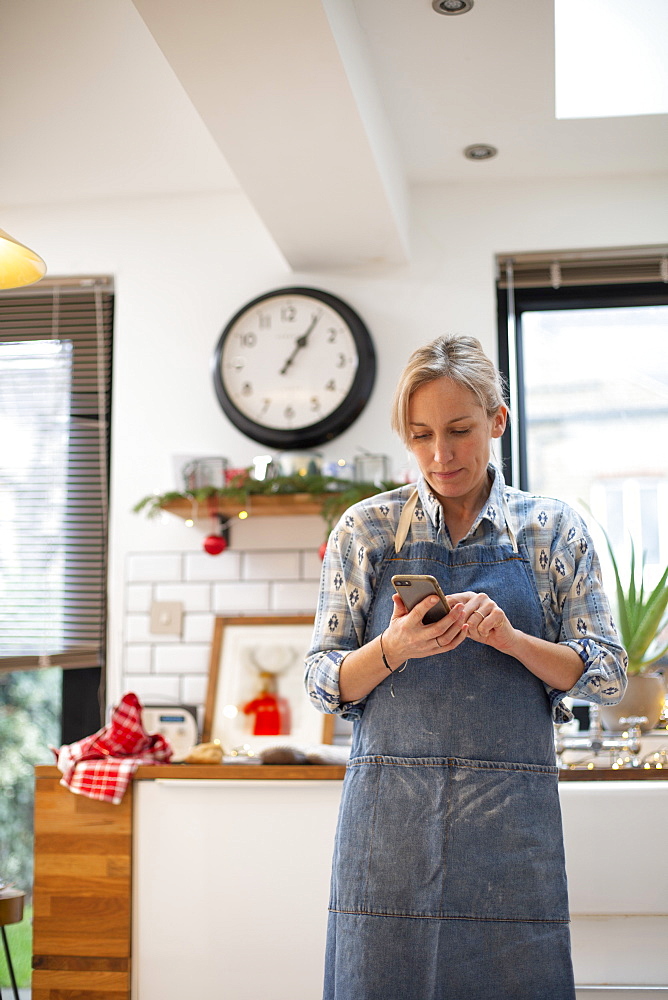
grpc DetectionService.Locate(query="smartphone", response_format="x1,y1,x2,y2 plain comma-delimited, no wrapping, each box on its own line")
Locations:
391,574,451,625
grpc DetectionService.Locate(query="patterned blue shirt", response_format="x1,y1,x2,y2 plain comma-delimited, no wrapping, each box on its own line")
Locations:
305,466,627,724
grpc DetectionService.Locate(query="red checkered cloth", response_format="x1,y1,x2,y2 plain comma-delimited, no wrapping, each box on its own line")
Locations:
54,692,173,804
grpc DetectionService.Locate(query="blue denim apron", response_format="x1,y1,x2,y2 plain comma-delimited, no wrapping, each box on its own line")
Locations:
324,498,575,1000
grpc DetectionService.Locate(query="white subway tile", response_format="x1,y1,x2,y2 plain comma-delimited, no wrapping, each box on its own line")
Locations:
183,612,216,643
233,516,324,550
154,644,211,674
127,553,182,582
155,582,211,610
181,674,209,707
213,582,270,613
123,675,181,703
301,550,325,580
125,645,152,674
185,550,241,581
271,580,320,613
126,584,153,613
244,550,300,580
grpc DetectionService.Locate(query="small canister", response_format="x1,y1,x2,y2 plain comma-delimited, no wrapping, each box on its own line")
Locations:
353,453,390,485
182,457,228,491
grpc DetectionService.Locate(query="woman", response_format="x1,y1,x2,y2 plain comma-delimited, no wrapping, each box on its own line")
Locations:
305,334,627,1000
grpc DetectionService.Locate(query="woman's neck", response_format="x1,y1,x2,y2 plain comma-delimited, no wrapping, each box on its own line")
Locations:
437,472,493,545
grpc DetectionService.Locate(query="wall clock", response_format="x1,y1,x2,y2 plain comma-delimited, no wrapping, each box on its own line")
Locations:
212,286,376,449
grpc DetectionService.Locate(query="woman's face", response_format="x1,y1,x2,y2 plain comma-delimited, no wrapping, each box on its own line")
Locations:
407,377,507,507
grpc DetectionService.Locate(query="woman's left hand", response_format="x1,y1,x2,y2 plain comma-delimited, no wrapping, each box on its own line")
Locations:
447,591,518,655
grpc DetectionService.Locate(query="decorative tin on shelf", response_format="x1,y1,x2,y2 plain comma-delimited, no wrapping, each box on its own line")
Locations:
181,457,228,491
353,453,390,485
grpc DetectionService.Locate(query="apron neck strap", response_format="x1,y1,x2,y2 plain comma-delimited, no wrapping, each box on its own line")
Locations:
395,488,419,553
501,491,519,553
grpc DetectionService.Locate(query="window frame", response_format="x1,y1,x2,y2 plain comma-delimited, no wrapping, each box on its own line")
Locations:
496,280,668,491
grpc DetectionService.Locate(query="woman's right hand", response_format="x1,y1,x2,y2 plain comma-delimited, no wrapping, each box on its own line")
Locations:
381,593,469,669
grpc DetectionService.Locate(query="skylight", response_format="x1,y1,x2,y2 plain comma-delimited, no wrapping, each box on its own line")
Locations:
555,0,668,119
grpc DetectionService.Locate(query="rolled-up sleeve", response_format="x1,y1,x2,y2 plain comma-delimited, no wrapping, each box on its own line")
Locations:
304,499,390,718
544,513,627,721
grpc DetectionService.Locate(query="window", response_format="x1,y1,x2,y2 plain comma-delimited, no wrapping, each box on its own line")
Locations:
497,247,668,588
0,276,114,737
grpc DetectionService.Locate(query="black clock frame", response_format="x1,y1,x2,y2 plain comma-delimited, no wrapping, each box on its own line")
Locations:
212,286,376,450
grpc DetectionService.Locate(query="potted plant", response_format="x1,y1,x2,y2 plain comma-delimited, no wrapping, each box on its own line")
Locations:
599,535,668,732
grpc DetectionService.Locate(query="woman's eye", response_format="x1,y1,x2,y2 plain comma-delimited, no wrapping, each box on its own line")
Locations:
451,428,470,436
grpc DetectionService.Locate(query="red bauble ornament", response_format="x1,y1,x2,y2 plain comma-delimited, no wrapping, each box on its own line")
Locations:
203,534,227,555
319,541,328,561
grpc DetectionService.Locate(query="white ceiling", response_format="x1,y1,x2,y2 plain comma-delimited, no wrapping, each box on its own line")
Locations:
1,0,666,268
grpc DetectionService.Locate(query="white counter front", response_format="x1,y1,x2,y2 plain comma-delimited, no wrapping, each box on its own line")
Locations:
132,777,668,1000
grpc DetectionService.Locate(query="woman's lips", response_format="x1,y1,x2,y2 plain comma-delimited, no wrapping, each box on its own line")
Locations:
431,469,463,480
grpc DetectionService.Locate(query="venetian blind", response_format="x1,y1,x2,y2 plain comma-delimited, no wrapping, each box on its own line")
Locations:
496,245,668,289
0,276,114,672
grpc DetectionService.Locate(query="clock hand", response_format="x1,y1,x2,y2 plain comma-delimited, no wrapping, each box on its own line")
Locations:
279,315,318,375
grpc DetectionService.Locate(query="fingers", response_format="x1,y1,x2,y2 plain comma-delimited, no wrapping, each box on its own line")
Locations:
387,596,467,660
463,601,509,642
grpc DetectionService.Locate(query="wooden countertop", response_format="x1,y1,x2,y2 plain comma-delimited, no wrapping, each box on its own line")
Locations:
36,763,668,782
35,763,347,781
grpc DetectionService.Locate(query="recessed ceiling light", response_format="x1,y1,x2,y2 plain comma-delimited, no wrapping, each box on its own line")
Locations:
464,144,498,161
432,0,474,14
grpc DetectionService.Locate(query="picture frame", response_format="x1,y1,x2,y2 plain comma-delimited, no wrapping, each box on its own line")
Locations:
202,615,334,752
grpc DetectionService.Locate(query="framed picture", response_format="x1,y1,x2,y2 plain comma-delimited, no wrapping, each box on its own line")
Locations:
202,616,334,753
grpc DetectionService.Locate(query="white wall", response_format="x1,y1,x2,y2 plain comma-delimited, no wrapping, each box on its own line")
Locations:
4,171,667,713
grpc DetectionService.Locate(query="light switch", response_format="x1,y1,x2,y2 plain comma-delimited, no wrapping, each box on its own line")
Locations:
150,601,183,636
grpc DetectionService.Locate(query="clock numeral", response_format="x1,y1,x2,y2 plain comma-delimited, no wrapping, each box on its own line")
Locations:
260,398,271,414
336,353,347,368
239,331,257,348
258,314,271,329
325,379,336,392
310,396,321,412
241,381,253,396
327,328,338,343
281,305,297,322
284,405,295,420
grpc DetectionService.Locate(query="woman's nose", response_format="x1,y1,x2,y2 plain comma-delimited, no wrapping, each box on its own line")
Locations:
432,436,453,465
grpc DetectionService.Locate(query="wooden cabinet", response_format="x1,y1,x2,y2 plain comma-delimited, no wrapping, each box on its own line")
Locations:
32,770,133,999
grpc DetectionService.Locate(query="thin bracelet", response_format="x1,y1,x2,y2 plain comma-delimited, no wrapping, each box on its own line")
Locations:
379,630,408,698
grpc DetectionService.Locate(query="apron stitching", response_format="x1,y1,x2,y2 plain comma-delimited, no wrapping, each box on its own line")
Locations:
348,759,558,775
388,554,527,567
361,762,383,913
328,907,570,924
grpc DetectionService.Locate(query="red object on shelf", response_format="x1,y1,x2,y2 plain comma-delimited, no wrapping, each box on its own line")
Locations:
319,541,328,561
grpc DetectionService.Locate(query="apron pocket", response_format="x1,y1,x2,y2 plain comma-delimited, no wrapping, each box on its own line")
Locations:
441,757,569,921
331,755,451,917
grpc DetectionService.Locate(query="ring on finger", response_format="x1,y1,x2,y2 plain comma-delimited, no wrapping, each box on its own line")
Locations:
470,610,485,625
435,636,443,648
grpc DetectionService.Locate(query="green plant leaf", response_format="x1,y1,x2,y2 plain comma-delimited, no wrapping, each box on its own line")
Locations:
602,530,632,646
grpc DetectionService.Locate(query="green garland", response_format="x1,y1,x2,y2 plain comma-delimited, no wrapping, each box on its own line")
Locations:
133,471,404,531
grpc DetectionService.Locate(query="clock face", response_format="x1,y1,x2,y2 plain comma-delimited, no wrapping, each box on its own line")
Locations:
212,287,376,449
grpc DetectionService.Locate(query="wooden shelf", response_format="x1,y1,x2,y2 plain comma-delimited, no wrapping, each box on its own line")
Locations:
162,492,344,519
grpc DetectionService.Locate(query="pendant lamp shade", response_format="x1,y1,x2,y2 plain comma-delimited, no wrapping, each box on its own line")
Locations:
0,227,47,289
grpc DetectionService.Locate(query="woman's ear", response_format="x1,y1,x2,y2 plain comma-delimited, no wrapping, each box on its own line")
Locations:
491,405,508,439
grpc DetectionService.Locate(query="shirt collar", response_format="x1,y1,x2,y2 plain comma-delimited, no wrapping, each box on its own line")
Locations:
416,464,510,541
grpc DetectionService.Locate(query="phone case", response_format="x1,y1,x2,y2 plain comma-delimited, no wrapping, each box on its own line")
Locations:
391,574,450,625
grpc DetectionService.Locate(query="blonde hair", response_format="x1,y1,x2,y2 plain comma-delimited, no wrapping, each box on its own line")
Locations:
391,335,507,444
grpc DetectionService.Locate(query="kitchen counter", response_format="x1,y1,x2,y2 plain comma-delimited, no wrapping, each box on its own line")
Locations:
32,764,668,999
